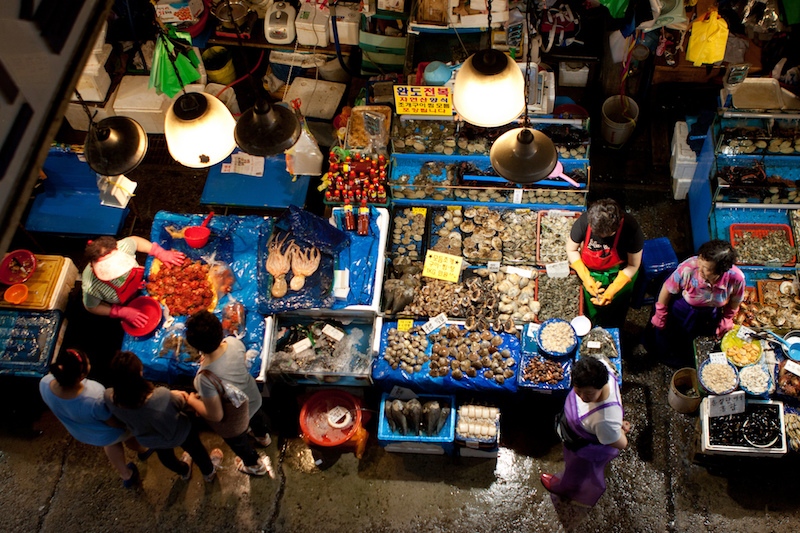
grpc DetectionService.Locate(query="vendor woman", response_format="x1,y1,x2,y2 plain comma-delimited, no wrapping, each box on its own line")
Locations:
650,239,745,367
82,236,184,327
566,198,643,328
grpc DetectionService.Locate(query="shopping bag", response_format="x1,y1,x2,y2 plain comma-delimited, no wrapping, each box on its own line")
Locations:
685,10,729,66
599,0,629,19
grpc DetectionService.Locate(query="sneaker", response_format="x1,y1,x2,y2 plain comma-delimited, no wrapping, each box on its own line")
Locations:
234,456,268,476
203,448,224,483
180,452,193,481
122,463,140,489
137,448,155,461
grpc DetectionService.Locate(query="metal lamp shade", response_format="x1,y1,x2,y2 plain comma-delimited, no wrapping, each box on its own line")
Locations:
235,100,301,156
164,92,236,168
490,127,558,184
84,116,148,176
453,49,525,128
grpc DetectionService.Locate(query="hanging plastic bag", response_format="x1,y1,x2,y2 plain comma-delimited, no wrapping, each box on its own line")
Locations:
685,10,729,66
598,0,629,19
149,29,201,97
222,297,246,339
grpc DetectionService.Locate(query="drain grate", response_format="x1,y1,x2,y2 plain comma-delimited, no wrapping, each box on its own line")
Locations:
141,135,183,167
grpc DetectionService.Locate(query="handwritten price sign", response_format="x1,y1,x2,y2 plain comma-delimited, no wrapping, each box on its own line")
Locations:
422,250,463,283
394,86,453,116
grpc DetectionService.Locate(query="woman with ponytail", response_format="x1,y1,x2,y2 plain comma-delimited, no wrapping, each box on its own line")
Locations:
39,348,150,488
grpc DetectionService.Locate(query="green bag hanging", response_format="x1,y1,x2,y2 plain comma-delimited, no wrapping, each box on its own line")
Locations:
599,0,629,19
148,31,201,98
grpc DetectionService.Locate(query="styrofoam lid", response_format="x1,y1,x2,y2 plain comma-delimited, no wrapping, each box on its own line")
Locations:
114,76,170,111
330,3,360,23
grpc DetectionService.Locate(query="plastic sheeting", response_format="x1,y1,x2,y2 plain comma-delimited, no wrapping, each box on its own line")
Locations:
332,206,381,309
372,321,521,394
122,211,268,385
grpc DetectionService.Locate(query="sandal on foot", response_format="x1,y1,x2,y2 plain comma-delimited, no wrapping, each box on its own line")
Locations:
122,463,139,489
180,452,193,481
234,456,268,476
203,448,224,482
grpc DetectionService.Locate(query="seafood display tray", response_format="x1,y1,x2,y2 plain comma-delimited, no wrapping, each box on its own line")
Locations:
700,399,787,457
521,325,621,383
536,210,582,265
388,204,430,260
517,352,572,392
377,392,456,455
372,320,522,394
756,280,795,306
261,314,381,387
0,309,64,378
730,223,796,266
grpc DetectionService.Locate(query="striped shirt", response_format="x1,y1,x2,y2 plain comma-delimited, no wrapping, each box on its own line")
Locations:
81,237,139,308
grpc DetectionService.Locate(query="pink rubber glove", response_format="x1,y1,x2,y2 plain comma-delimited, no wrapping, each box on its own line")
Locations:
651,302,668,329
716,317,734,338
110,304,148,328
149,243,185,266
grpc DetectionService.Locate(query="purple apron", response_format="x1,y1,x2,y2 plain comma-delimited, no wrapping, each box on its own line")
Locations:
550,374,623,507
653,295,720,365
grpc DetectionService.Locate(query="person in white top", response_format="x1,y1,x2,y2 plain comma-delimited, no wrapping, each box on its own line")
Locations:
541,356,631,507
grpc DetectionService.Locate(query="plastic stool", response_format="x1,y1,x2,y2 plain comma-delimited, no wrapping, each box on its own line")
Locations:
631,237,679,309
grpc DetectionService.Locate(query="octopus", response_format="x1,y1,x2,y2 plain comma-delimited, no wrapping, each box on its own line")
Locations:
266,234,295,298
290,245,321,291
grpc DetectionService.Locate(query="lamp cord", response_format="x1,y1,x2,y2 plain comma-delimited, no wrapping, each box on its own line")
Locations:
523,0,534,130
74,90,97,126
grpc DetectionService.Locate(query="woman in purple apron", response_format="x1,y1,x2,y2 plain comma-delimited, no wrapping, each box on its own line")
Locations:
81,236,184,328
542,357,631,507
650,240,744,367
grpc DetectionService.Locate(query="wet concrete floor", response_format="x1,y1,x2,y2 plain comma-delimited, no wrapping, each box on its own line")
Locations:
4,85,800,532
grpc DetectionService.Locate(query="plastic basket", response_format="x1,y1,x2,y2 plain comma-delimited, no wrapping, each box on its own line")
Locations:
534,271,585,323
730,223,796,266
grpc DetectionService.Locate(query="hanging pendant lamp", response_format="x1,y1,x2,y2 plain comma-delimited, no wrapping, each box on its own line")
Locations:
490,127,557,183
453,49,525,127
235,99,301,156
489,0,560,184
164,92,236,168
84,116,148,176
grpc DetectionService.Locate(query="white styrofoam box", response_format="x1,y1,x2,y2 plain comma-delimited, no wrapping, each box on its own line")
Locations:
75,43,113,102
296,3,330,47
469,0,506,10
92,20,108,54
670,121,697,182
329,3,360,46
113,76,172,134
65,88,117,131
559,61,589,87
50,258,79,313
672,176,691,200
458,9,508,26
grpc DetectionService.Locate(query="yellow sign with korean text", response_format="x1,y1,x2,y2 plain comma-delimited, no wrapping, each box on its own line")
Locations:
397,319,414,332
393,86,453,116
422,250,463,283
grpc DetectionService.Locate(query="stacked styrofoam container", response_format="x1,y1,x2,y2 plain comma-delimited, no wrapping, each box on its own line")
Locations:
75,27,112,102
670,121,697,200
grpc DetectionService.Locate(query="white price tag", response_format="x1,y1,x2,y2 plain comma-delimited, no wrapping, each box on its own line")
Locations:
785,360,800,377
291,337,313,353
327,406,350,426
487,261,501,273
708,391,746,417
322,324,345,342
527,323,540,338
546,261,570,278
422,313,448,334
549,209,574,217
506,266,533,279
586,341,602,349
512,189,523,204
736,326,755,340
222,153,265,176
709,352,727,364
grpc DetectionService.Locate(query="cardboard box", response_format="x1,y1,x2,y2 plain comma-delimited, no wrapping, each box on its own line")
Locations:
155,0,204,24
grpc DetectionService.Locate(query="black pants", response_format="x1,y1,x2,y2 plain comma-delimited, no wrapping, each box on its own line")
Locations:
223,408,270,467
156,422,213,476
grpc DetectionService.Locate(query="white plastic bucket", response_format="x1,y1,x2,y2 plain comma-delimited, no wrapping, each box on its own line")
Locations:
601,95,639,146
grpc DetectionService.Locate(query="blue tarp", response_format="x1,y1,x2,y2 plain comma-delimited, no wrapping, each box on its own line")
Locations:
331,206,382,309
122,211,268,384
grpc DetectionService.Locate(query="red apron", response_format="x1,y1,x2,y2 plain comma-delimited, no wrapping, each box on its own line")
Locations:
99,266,145,304
580,219,624,271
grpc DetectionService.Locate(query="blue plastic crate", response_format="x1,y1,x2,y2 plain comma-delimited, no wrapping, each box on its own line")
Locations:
378,392,456,454
641,237,679,276
0,310,63,378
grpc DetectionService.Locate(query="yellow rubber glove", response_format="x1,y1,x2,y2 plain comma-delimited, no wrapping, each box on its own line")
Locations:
571,259,601,297
592,271,632,306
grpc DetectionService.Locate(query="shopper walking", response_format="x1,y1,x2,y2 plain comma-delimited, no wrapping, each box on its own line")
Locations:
566,198,644,328
105,351,222,482
39,348,150,488
184,311,273,476
541,356,631,507
81,235,184,328
650,239,745,367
